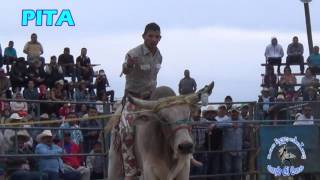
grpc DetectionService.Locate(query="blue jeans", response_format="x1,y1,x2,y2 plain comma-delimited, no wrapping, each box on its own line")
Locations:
223,154,242,180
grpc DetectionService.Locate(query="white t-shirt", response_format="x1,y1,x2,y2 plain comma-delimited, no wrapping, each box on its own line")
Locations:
293,114,314,125
215,115,230,122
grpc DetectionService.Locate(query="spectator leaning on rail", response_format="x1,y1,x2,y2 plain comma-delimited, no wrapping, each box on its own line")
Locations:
23,33,44,65
265,37,284,74
293,105,314,125
3,41,17,72
286,36,304,74
178,69,197,95
307,46,320,74
208,108,243,180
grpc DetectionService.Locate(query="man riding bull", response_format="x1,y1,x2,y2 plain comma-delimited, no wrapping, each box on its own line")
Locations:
119,22,162,180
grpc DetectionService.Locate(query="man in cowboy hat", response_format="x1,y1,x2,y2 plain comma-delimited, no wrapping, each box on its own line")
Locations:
5,130,47,180
35,130,81,180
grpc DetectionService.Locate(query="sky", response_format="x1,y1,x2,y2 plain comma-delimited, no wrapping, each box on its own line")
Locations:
0,0,320,102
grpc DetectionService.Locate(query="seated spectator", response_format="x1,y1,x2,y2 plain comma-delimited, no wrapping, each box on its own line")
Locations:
0,102,11,124
59,113,84,146
304,86,318,101
35,130,81,180
286,36,304,74
268,94,289,125
5,130,47,180
58,132,90,180
75,80,89,102
65,81,76,101
76,48,94,83
279,66,297,95
23,80,39,115
258,88,275,120
9,57,28,91
58,103,71,119
265,37,284,74
263,65,278,97
80,107,102,153
293,105,314,125
27,60,46,87
178,69,197,95
23,33,44,65
96,91,112,114
10,92,28,115
44,56,64,88
307,46,320,74
3,41,17,73
0,68,11,98
302,68,319,100
86,142,104,180
58,47,75,82
78,104,88,117
49,80,66,115
95,69,114,102
240,104,249,120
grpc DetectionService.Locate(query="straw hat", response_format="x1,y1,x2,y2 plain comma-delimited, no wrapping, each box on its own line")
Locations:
36,130,53,142
206,105,216,112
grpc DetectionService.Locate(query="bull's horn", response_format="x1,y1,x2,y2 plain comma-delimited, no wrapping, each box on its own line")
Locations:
127,95,157,110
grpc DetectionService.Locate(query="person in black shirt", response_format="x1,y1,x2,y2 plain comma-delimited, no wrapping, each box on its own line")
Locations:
27,60,46,87
76,48,93,83
58,47,75,82
10,57,28,91
45,56,64,88
95,69,114,102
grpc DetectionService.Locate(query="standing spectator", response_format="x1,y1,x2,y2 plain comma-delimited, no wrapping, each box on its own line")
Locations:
58,47,75,82
0,68,11,98
178,69,197,95
23,80,39,115
44,56,64,88
224,95,233,112
210,109,243,180
96,91,111,114
76,48,93,83
27,60,46,87
3,41,17,72
265,37,284,74
190,108,208,178
286,36,304,74
9,57,28,91
95,69,114,102
80,107,101,153
307,46,320,74
35,130,81,180
86,142,104,180
279,66,297,95
294,105,314,125
23,33,44,64
58,132,90,180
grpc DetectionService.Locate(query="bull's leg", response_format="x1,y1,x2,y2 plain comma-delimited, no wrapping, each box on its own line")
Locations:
108,130,123,180
175,160,190,180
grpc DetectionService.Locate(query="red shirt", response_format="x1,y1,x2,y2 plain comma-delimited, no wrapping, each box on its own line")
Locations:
58,141,81,169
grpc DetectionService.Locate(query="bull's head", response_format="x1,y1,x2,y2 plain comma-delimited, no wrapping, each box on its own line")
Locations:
129,82,214,157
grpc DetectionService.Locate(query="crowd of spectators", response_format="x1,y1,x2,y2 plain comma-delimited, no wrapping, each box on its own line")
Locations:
0,34,114,180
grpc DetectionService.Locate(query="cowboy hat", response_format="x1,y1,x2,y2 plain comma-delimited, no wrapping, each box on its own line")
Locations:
206,105,216,112
36,130,53,142
10,130,30,142
7,113,23,123
55,80,64,86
